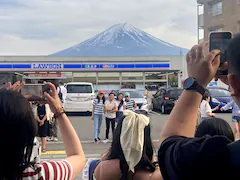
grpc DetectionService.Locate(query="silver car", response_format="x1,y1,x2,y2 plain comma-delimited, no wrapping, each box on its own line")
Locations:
120,89,151,113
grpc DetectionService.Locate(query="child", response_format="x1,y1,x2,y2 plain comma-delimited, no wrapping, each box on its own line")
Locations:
200,92,219,121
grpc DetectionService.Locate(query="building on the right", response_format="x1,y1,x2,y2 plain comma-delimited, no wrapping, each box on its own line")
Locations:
197,0,240,43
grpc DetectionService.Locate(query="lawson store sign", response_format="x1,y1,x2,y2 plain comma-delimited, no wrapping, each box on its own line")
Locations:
0,62,170,71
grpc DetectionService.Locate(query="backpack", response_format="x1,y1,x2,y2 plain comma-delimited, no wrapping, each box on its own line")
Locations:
58,87,63,102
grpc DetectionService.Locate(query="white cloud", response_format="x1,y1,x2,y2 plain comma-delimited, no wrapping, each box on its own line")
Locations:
0,0,197,55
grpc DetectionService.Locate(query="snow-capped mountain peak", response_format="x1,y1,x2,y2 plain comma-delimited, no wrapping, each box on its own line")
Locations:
52,23,188,56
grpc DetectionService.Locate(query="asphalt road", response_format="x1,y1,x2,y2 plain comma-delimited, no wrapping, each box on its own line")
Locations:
44,111,232,154
40,111,232,180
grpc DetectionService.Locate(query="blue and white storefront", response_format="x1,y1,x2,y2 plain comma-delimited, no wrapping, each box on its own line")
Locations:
0,56,186,90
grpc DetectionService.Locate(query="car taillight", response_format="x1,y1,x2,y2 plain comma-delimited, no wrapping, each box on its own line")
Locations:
165,97,169,100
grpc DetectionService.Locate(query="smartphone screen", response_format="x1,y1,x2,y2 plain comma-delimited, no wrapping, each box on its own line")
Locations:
209,32,232,64
21,84,48,101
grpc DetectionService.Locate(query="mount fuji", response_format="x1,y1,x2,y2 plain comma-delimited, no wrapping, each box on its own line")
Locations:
51,23,188,56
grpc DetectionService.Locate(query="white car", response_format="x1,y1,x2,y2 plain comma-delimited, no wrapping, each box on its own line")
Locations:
64,82,95,112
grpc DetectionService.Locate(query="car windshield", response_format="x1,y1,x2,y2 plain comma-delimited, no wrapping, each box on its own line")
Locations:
67,85,92,93
121,91,143,98
208,89,230,97
168,89,183,99
138,90,145,96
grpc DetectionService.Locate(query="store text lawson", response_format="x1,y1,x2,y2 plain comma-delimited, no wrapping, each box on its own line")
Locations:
32,63,63,69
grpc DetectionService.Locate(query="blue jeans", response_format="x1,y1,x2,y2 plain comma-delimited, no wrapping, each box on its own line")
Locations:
94,114,103,140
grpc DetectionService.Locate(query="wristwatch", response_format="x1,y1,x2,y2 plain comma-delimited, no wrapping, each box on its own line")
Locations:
54,107,65,119
183,78,205,96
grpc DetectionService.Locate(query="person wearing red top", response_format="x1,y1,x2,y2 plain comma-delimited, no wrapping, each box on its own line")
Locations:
0,81,85,179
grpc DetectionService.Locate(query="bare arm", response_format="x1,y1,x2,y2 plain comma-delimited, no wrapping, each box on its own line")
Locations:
160,43,220,143
110,104,118,112
160,90,202,142
57,114,85,179
105,105,112,111
45,83,85,179
207,112,215,117
35,115,41,122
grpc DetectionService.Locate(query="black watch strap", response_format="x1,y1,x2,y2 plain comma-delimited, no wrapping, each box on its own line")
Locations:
190,82,205,96
184,78,205,96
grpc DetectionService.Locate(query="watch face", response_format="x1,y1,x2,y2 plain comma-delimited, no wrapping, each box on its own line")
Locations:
184,78,195,89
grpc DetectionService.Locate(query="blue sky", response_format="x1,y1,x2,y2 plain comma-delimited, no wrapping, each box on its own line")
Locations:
0,0,198,55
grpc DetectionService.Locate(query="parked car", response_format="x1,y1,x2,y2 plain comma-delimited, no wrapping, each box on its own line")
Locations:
64,82,95,112
119,89,151,113
206,87,232,113
152,88,183,114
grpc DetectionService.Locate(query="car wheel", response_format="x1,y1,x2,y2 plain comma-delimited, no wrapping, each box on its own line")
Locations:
161,105,166,114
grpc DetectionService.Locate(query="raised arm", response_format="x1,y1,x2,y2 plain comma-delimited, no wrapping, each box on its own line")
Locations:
221,100,234,111
44,83,86,179
160,43,220,142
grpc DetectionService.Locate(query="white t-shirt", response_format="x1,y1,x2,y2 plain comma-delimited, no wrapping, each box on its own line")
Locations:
117,100,127,111
57,86,67,103
200,100,212,118
105,99,118,119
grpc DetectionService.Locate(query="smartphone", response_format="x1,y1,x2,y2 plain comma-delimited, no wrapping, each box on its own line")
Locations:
21,84,49,101
209,31,232,63
209,31,232,75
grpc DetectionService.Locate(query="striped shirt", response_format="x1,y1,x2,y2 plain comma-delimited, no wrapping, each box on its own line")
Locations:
125,100,134,111
22,160,72,180
93,99,104,115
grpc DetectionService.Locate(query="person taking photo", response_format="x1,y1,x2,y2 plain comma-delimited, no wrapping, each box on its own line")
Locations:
0,81,85,179
158,37,240,180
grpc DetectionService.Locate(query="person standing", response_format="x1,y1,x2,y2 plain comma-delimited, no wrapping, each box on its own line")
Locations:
144,86,152,106
200,92,219,121
125,92,136,111
221,99,240,140
35,103,48,152
57,82,67,107
116,93,126,123
92,90,105,143
104,93,118,143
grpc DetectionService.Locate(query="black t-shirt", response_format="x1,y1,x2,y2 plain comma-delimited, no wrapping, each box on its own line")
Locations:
158,135,232,180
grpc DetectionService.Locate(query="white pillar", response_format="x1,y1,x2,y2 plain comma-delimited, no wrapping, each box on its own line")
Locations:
166,73,169,88
120,72,122,89
96,72,99,90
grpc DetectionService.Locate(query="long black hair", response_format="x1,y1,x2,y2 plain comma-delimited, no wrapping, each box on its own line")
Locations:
107,116,155,180
0,90,37,179
117,93,124,108
96,94,105,104
195,117,234,142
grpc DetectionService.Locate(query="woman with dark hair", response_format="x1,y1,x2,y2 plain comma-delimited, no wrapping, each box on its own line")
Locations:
35,103,48,152
92,90,105,143
195,117,235,142
116,93,126,123
90,110,162,180
0,81,85,179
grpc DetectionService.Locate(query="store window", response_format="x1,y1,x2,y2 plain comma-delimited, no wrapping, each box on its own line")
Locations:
209,1,222,16
145,72,166,80
98,72,120,81
168,73,178,88
122,72,143,81
73,72,97,84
